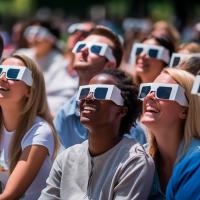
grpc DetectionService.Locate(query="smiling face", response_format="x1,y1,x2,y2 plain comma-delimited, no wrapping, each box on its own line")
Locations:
135,38,166,83
73,35,115,80
0,58,30,107
141,72,187,132
79,73,125,132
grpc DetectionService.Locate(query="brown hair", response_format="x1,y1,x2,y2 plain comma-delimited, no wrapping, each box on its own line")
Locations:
90,25,123,68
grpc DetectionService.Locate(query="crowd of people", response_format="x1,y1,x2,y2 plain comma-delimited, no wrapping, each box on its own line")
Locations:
0,16,199,200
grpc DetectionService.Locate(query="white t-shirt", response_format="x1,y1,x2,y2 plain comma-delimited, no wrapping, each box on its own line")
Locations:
0,116,55,200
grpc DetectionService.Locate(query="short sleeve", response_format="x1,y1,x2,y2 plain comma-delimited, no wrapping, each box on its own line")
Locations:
21,120,55,158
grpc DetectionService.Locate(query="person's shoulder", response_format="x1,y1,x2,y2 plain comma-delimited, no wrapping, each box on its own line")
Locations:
57,141,88,160
23,117,53,139
181,139,200,163
55,95,77,116
121,137,153,162
175,139,200,174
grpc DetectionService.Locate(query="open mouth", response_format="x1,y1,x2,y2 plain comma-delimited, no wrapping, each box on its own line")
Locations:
0,87,10,92
145,106,160,113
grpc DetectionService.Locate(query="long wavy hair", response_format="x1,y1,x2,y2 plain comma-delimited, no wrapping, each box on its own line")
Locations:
0,53,59,173
148,68,200,159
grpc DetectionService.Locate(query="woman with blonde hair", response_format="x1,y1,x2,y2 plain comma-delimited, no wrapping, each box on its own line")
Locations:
138,68,200,199
0,53,59,199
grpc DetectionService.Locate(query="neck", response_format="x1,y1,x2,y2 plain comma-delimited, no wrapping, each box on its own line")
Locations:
78,74,91,86
88,126,122,156
152,126,183,192
2,107,22,131
140,75,155,83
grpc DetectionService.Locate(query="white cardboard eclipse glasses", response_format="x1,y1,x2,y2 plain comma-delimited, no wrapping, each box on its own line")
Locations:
169,53,200,67
0,65,33,86
72,41,116,63
138,82,188,107
76,84,124,106
129,43,170,65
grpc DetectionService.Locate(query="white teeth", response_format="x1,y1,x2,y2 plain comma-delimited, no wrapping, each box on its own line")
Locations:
83,106,96,111
0,87,9,92
146,107,159,113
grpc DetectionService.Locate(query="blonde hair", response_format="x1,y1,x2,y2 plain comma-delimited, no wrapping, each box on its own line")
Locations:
178,42,200,53
152,20,180,46
148,68,200,158
0,53,59,172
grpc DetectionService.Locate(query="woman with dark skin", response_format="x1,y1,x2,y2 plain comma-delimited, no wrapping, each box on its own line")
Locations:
39,69,155,200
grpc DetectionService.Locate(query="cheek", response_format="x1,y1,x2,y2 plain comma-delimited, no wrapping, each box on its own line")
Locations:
160,103,182,120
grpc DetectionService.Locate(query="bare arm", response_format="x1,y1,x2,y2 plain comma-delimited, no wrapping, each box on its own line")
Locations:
0,145,48,200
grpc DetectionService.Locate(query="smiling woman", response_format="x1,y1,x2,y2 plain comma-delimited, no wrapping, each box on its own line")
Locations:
39,68,155,200
0,53,59,199
139,68,200,199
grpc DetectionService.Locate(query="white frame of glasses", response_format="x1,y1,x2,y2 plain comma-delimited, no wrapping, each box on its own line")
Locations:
24,25,56,42
129,43,170,65
0,65,33,86
76,84,124,106
191,75,200,95
138,82,188,106
169,53,200,67
72,41,116,63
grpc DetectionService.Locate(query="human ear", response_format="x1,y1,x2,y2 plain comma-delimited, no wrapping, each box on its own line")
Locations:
179,107,188,119
119,106,128,118
25,87,31,98
104,61,117,69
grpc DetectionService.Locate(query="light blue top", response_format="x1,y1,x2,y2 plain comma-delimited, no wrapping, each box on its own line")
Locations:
54,95,147,149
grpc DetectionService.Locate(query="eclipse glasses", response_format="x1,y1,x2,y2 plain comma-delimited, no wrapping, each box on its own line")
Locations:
0,65,33,86
76,84,124,106
72,41,116,63
169,53,200,67
138,83,188,106
129,43,170,65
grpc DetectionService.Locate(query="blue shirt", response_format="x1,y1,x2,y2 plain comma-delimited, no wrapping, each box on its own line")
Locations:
54,95,147,148
166,139,200,200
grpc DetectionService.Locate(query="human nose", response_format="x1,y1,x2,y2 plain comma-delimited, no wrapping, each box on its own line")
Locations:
80,45,89,56
138,50,148,58
145,91,157,101
0,72,8,81
85,92,95,100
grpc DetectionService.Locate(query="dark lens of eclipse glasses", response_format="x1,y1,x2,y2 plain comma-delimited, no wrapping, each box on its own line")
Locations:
6,68,20,79
156,86,172,99
139,86,151,99
94,87,108,99
77,43,86,52
79,88,90,99
136,47,143,56
90,45,102,55
172,57,181,67
148,49,158,58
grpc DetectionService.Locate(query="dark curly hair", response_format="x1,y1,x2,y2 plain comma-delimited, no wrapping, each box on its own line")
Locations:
99,68,142,135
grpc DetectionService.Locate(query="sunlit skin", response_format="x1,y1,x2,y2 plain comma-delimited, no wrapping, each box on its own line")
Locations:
73,35,116,85
0,57,51,199
79,73,127,156
135,38,166,83
0,58,30,131
141,72,187,191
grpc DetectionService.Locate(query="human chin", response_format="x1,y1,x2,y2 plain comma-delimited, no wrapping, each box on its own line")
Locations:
141,111,159,126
